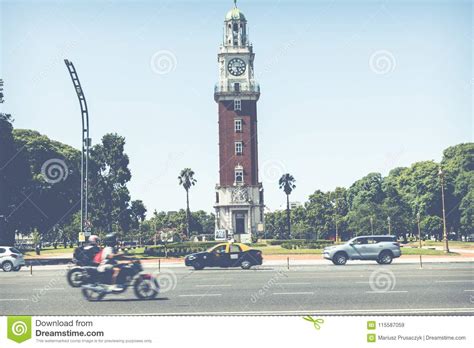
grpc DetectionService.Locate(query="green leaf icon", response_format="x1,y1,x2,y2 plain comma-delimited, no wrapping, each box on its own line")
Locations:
7,316,32,343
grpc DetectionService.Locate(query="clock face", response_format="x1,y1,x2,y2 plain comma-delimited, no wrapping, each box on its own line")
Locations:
227,58,246,76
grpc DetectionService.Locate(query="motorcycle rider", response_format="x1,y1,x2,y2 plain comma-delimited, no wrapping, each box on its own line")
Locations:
73,234,101,266
96,233,123,291
85,235,101,264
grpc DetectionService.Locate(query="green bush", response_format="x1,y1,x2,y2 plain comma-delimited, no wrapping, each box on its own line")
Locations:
280,240,334,250
268,239,306,245
144,241,220,257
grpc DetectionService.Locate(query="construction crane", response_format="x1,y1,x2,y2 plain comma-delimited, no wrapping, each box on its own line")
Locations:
64,59,91,238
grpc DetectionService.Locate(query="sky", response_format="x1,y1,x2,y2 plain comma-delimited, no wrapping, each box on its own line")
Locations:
1,0,472,216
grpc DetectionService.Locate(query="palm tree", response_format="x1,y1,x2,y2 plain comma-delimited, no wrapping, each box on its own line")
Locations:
279,173,296,239
178,168,197,237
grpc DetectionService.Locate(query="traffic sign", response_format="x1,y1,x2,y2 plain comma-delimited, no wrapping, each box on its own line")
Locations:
78,232,86,242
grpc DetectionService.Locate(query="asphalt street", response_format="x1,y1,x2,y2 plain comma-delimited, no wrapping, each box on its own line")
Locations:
0,262,473,315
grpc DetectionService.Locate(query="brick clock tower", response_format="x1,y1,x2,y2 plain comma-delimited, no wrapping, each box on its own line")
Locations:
214,1,264,243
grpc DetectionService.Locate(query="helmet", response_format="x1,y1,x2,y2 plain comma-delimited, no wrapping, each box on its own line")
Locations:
88,235,99,245
104,233,117,247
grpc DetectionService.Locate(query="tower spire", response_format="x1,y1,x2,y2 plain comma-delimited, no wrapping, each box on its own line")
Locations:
234,0,237,8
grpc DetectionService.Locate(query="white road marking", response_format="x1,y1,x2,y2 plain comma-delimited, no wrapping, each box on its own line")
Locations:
178,294,222,297
0,299,29,301
435,280,474,283
366,291,408,294
273,292,314,295
275,282,311,285
195,284,231,288
463,289,474,292
32,288,65,291
120,307,474,316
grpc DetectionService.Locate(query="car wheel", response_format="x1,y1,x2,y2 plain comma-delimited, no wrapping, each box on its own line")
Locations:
241,260,252,270
332,252,347,265
193,261,204,270
2,261,13,272
13,266,22,272
378,251,393,264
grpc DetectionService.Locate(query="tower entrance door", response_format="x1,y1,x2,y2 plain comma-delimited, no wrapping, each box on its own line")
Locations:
234,212,247,234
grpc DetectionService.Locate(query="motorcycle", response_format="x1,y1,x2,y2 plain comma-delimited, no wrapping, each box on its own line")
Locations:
81,259,160,301
67,260,97,288
67,245,101,288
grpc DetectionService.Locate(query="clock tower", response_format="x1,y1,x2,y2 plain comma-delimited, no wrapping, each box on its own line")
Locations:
214,1,264,243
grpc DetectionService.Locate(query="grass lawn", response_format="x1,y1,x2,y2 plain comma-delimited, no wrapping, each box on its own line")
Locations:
24,247,74,257
400,247,459,256
254,245,323,255
407,241,474,249
22,244,462,258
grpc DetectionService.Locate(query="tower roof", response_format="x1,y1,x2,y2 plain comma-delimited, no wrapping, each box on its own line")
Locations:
225,1,246,21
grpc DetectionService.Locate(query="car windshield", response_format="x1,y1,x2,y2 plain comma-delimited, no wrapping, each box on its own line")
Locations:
10,247,21,254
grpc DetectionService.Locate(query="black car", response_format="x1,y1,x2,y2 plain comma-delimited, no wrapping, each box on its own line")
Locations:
185,242,263,270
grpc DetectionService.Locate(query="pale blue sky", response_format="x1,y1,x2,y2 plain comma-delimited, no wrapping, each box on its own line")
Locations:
1,0,472,215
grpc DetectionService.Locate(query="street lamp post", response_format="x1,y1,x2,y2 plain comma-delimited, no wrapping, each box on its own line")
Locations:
332,199,339,243
370,217,374,235
417,212,422,249
387,216,391,235
438,167,449,253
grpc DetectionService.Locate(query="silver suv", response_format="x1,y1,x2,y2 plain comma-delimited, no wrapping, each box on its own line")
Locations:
323,235,401,265
0,246,26,272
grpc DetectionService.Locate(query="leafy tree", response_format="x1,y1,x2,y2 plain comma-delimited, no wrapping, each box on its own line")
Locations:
291,206,312,239
279,173,296,238
178,168,197,237
305,190,333,239
264,210,287,239
329,187,349,241
382,169,413,238
13,129,81,238
0,113,21,245
347,173,385,236
130,200,147,229
459,189,474,236
420,215,443,240
89,133,133,234
441,143,474,238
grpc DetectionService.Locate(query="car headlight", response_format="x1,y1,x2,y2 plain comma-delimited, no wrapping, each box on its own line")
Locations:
188,255,196,261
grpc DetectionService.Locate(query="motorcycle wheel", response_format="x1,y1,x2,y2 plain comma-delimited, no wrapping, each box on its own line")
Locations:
133,277,158,300
81,288,105,302
67,268,86,288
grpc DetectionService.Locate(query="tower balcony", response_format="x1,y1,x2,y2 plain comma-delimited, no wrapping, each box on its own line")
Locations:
214,81,260,101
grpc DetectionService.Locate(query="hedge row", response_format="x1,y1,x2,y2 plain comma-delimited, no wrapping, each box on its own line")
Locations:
144,246,210,257
268,239,334,246
280,240,334,250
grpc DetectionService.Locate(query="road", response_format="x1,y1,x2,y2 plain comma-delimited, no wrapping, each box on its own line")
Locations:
1,262,473,315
